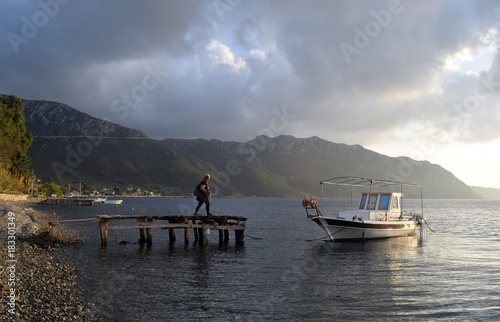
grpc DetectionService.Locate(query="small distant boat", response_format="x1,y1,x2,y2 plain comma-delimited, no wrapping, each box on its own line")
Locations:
64,193,86,199
92,197,107,203
303,176,424,241
104,199,123,205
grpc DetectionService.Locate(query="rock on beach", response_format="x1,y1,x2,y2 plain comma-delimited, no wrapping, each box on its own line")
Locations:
0,200,97,321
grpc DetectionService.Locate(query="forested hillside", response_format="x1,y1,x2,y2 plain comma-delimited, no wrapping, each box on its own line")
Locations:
0,94,33,193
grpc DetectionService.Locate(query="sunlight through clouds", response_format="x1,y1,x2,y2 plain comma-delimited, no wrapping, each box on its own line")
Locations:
206,39,248,71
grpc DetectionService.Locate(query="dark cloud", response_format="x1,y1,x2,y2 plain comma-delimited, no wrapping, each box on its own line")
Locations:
1,0,500,147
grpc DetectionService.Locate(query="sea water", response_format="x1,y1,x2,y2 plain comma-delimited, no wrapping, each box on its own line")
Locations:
37,198,500,321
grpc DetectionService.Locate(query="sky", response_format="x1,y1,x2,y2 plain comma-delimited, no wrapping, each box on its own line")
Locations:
1,0,500,188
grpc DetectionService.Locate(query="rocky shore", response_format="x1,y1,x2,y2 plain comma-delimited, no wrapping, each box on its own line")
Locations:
0,200,97,321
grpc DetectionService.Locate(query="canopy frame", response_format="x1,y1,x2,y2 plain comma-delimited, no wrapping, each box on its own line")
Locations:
319,176,423,215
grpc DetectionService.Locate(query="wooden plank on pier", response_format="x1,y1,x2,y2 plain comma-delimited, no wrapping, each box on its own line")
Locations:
96,214,246,247
107,224,189,230
104,223,244,230
48,218,97,223
43,198,94,206
96,214,247,221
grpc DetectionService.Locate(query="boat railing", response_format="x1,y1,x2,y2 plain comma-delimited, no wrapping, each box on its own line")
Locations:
302,197,322,217
377,212,423,222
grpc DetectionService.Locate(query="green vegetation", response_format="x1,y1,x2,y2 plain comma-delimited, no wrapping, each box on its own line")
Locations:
113,187,123,195
0,94,33,193
40,182,62,196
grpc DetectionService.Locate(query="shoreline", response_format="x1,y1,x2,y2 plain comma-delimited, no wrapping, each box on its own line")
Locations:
0,200,97,320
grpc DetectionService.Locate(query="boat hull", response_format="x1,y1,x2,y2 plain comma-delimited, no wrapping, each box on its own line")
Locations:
104,200,123,205
312,217,420,241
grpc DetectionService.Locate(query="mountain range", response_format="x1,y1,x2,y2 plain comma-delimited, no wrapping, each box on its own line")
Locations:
22,98,499,199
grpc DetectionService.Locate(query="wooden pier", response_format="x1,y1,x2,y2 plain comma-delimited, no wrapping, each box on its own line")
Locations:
42,197,95,206
96,215,246,246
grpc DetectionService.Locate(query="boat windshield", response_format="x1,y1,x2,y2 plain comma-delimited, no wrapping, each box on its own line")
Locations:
368,194,378,210
359,194,367,209
379,194,390,210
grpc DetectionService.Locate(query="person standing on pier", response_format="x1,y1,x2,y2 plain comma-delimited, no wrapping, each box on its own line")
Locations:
194,174,213,216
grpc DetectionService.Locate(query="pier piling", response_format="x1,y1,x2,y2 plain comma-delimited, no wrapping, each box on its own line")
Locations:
137,218,146,244
146,218,153,246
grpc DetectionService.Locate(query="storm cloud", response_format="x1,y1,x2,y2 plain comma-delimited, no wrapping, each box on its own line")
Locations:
2,0,500,147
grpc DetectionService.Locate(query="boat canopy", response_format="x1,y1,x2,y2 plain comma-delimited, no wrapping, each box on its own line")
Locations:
319,176,424,215
320,176,422,189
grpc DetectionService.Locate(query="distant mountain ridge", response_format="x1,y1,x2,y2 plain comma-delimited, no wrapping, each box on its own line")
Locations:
163,135,478,199
21,98,485,198
23,99,147,138
469,186,500,200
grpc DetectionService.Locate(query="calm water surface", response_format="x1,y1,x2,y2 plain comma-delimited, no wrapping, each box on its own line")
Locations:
37,198,500,321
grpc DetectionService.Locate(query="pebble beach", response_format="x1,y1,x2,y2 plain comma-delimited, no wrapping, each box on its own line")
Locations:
0,200,97,321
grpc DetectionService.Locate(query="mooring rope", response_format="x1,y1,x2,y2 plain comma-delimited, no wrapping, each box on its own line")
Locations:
305,226,348,242
423,217,436,233
244,234,263,240
304,235,332,242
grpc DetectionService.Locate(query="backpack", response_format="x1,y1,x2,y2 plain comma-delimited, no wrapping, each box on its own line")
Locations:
193,183,201,196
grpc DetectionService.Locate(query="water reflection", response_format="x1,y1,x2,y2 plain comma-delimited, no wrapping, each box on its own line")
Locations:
277,235,425,319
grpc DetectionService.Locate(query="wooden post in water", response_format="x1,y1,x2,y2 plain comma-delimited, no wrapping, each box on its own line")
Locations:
137,218,146,244
219,230,224,244
197,227,204,244
99,219,109,246
146,218,153,246
196,222,207,245
202,223,207,245
222,217,230,244
184,218,189,245
192,219,198,241
235,230,244,244
168,227,176,244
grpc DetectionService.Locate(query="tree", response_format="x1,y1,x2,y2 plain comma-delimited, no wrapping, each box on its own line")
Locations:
0,134,15,168
0,94,33,181
41,182,62,196
113,187,123,196
0,168,13,192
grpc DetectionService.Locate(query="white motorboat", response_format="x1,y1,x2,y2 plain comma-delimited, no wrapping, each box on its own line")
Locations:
104,199,123,205
92,197,107,203
303,176,424,241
